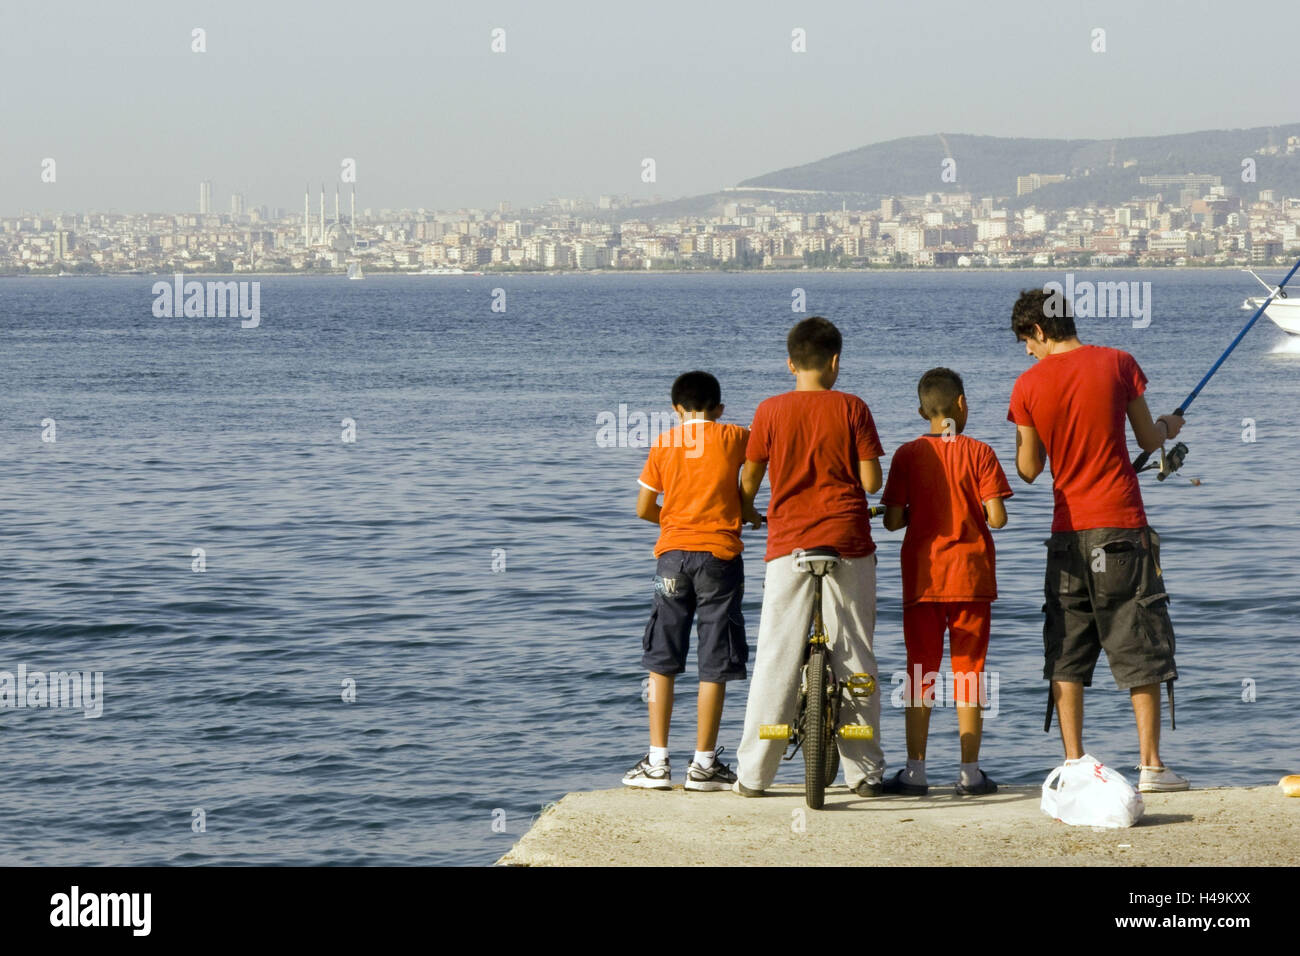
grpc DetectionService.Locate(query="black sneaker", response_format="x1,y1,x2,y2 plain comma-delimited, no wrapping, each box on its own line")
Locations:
622,755,672,790
955,769,998,795
732,779,765,797
854,779,883,797
685,746,738,792
881,769,929,796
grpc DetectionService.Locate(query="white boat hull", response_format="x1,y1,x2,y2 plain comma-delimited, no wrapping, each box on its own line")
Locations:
1245,295,1300,335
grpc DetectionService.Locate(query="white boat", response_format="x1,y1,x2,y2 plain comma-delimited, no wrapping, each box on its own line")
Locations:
1242,268,1300,334
347,261,364,280
417,266,465,275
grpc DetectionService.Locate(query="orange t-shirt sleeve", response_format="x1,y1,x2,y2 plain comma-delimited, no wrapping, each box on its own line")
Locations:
880,446,909,508
978,443,1014,501
638,446,663,494
746,406,770,462
733,426,751,471
855,401,885,461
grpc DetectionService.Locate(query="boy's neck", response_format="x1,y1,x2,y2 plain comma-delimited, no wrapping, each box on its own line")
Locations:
1046,337,1084,355
926,418,962,436
793,371,834,391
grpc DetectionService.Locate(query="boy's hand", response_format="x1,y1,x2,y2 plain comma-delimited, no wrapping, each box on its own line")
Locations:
742,504,763,530
1157,413,1185,441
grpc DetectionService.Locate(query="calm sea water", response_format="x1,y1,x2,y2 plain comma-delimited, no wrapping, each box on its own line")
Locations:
0,270,1296,866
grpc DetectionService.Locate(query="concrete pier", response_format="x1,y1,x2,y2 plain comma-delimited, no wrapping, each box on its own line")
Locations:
498,784,1297,866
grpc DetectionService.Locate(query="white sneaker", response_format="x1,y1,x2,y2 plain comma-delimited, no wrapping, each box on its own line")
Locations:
685,747,738,792
622,755,671,790
1138,765,1190,792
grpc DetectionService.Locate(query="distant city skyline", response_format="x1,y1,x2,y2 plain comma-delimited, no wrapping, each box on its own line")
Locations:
2,0,1296,215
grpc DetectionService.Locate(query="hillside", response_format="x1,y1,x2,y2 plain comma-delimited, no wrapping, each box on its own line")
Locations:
620,124,1300,220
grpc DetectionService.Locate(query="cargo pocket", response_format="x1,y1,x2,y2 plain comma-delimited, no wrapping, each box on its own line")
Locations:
1136,591,1175,656
727,611,750,667
1045,536,1074,596
642,607,659,653
1090,535,1144,609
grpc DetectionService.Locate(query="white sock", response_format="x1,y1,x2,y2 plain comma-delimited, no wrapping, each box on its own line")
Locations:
694,749,716,769
902,759,926,785
649,746,669,766
960,762,981,786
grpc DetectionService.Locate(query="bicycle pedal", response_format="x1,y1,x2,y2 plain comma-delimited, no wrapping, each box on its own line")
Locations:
759,724,791,740
837,725,875,741
846,673,876,697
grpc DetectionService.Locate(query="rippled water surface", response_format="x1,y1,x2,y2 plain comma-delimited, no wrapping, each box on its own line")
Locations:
0,271,1295,865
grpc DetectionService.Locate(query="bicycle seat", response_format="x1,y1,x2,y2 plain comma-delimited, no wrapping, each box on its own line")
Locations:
793,547,840,575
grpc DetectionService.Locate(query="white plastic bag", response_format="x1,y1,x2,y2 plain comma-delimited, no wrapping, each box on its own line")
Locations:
1041,753,1145,828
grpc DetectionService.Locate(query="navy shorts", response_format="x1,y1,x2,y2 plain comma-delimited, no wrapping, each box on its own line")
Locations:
642,550,748,683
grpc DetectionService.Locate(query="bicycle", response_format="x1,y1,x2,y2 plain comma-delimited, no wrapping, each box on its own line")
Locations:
757,506,883,810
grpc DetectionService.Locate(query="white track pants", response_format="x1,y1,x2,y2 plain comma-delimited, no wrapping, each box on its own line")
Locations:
736,552,884,790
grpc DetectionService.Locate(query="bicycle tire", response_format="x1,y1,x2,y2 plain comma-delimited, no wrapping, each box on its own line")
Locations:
803,646,828,809
824,737,840,788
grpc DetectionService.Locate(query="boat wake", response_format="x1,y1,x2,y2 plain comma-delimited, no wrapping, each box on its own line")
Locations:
1268,336,1300,355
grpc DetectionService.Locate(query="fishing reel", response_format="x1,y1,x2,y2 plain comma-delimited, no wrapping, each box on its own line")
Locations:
1136,441,1189,481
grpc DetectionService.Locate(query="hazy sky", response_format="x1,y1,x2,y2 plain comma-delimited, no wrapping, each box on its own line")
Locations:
2,0,1296,215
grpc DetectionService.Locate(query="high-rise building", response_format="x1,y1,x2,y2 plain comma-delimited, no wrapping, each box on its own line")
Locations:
199,180,213,214
230,193,245,217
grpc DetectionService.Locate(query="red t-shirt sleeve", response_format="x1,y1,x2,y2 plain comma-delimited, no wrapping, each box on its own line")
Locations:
638,446,663,493
1118,351,1148,401
855,400,885,461
1007,375,1033,427
978,443,1014,501
880,446,909,508
746,405,770,462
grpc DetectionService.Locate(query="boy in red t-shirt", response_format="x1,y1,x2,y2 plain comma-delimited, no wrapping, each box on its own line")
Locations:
734,317,888,796
880,368,1012,796
1007,288,1189,793
624,371,762,792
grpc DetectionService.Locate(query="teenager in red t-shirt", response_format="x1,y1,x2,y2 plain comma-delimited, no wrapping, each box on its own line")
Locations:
881,368,1012,797
1007,288,1190,793
734,317,888,796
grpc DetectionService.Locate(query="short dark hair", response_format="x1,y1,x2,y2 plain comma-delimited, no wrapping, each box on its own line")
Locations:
671,370,721,411
918,367,964,419
787,316,842,370
1011,288,1077,341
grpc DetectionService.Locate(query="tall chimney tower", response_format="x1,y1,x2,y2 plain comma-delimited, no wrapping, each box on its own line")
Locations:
318,184,325,245
303,183,310,246
350,184,357,248
334,184,340,231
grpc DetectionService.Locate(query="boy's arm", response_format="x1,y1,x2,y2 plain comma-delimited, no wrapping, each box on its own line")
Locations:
740,460,766,517
1127,395,1185,454
1015,425,1046,483
879,448,904,530
636,486,661,524
983,497,1008,529
858,458,882,495
882,505,907,531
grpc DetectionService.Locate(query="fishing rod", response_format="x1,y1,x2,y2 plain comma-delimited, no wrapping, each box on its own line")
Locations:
1133,254,1300,480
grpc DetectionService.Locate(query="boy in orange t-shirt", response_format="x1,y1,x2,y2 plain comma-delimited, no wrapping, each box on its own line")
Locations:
880,368,1013,796
623,371,762,792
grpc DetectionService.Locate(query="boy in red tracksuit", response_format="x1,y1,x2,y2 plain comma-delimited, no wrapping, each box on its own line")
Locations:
880,367,1013,796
